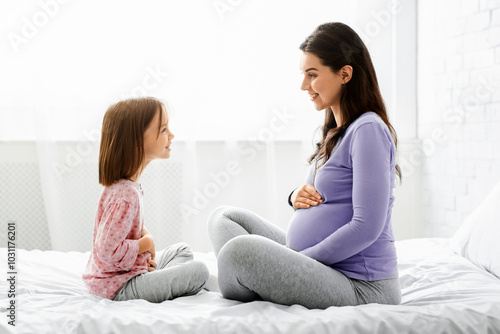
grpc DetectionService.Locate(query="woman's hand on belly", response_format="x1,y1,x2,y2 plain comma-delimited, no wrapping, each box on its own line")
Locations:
291,184,323,209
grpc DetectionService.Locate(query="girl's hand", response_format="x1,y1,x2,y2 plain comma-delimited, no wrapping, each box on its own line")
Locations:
149,243,156,261
291,184,323,209
147,259,157,272
138,234,156,260
140,227,156,260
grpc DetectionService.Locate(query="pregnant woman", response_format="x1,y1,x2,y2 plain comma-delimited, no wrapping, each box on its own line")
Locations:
207,22,402,309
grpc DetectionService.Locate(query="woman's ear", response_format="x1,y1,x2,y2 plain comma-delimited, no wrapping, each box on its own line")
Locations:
340,65,353,84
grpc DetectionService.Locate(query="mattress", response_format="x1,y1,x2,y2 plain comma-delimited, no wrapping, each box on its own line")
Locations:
1,238,499,334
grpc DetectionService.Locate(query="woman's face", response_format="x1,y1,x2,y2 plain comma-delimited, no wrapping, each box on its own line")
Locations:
300,52,345,112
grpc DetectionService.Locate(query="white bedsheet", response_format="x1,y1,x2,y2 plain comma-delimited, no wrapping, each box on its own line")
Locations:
1,238,499,334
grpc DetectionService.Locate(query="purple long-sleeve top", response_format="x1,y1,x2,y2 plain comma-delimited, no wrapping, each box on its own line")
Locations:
286,112,398,281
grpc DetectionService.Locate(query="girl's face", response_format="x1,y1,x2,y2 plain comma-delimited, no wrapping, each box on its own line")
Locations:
143,106,174,163
299,52,346,112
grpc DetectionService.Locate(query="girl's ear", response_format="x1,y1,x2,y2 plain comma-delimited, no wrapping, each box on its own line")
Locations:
340,65,353,84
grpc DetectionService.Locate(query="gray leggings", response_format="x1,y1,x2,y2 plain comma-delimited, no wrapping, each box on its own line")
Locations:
207,206,401,309
114,243,209,303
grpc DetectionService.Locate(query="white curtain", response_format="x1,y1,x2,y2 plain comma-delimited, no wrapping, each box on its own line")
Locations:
0,0,409,252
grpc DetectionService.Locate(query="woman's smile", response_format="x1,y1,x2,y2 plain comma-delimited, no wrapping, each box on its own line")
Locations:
309,92,319,101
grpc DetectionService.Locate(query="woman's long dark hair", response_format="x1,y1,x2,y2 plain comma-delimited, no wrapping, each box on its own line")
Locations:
300,22,401,181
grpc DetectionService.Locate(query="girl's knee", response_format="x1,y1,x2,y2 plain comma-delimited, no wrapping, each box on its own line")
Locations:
187,261,210,291
176,242,190,251
172,242,193,259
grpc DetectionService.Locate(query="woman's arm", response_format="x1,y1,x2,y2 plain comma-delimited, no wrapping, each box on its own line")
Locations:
300,122,393,265
287,189,296,207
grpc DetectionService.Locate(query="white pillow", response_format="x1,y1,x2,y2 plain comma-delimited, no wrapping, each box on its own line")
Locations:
450,181,500,279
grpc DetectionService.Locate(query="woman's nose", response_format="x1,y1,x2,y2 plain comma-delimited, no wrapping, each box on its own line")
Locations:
300,78,308,91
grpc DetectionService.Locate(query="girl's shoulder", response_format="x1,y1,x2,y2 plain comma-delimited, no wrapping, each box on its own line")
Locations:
102,179,142,205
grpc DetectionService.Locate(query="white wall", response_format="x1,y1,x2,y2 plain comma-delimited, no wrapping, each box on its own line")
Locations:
0,138,422,252
0,140,311,252
417,0,500,237
0,0,426,251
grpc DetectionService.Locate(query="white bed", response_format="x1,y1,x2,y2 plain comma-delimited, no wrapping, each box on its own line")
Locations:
3,182,500,334
0,237,499,334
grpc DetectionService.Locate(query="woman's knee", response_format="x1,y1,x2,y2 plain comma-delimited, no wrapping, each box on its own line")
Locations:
216,236,262,300
218,235,263,268
207,205,233,230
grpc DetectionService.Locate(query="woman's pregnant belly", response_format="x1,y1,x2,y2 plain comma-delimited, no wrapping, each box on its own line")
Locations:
286,202,353,252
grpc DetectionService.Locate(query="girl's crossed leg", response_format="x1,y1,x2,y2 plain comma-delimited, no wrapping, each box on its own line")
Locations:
114,243,209,303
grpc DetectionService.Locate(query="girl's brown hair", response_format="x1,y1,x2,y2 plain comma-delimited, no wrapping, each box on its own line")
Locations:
99,97,165,186
300,22,401,181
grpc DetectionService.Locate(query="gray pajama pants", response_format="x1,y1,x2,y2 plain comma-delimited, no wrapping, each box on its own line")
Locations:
207,206,401,309
114,243,209,303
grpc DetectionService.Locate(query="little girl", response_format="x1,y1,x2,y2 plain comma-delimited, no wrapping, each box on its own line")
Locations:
83,97,209,303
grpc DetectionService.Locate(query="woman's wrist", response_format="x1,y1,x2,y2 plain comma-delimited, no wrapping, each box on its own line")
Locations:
288,188,298,207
